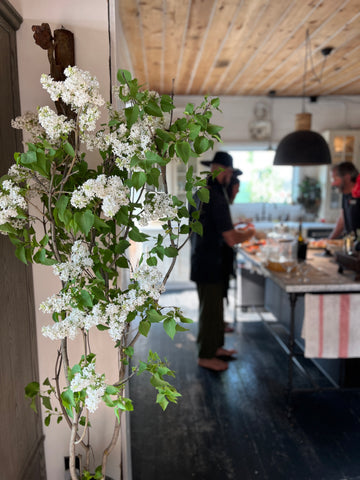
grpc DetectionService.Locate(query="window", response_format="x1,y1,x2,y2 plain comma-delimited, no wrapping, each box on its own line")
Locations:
228,150,294,204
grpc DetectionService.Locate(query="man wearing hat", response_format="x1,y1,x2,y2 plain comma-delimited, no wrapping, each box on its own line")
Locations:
190,151,255,371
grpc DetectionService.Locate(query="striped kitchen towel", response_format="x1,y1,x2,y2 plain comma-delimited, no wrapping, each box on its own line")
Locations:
303,293,360,358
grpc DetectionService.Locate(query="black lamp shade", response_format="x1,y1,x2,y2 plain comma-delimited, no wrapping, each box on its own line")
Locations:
273,130,331,166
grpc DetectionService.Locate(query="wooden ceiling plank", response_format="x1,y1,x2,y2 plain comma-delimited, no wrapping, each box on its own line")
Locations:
173,0,218,94
276,39,360,97
162,0,191,94
137,0,164,92
245,13,360,97
234,0,350,96
185,0,242,94
203,0,283,94
118,0,147,85
222,0,313,94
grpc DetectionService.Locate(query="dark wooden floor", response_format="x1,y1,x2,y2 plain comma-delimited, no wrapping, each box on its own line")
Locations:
129,289,360,480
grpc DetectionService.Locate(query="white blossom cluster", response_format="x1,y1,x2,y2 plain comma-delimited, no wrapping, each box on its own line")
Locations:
39,290,73,314
70,361,106,413
71,174,130,218
11,111,45,142
131,263,164,300
53,241,93,282
104,289,148,341
40,66,105,134
42,308,86,340
41,301,104,341
0,179,27,229
138,192,178,226
38,106,75,142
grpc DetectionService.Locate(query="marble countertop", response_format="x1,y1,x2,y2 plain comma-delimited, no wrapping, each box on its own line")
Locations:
237,248,360,294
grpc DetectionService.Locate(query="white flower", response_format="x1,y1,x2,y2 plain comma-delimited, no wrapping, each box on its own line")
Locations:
38,106,75,142
138,192,178,226
70,360,106,413
52,241,93,282
40,67,105,135
131,263,164,300
11,111,45,141
0,179,27,227
71,175,129,218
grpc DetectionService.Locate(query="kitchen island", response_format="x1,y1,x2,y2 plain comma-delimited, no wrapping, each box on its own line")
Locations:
237,247,360,395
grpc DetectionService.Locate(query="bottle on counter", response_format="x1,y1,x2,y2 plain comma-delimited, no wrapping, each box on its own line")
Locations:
297,221,307,261
355,229,360,252
344,231,356,255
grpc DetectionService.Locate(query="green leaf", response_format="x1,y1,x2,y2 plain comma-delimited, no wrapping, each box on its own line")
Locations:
96,324,110,331
144,100,163,117
160,95,175,112
106,385,119,395
146,256,157,266
25,381,40,398
206,124,223,136
164,246,178,258
197,187,210,203
55,196,69,222
124,346,134,357
116,256,129,268
74,210,94,235
129,228,149,243
64,142,75,157
34,248,57,265
41,395,52,410
115,239,131,255
163,317,177,339
145,150,167,166
79,290,93,308
139,320,151,337
147,309,165,323
15,245,27,264
194,136,210,154
117,69,132,83
125,104,140,128
20,150,37,165
191,220,203,236
146,168,160,188
184,103,194,115
175,141,191,164
44,414,51,427
131,171,147,189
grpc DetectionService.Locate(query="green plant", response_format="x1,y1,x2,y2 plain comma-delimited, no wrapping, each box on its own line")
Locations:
297,175,321,214
1,66,222,479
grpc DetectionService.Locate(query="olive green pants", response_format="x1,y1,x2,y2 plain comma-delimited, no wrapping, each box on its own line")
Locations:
196,282,225,358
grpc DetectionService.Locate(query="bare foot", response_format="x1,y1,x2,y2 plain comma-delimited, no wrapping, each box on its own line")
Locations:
224,322,235,333
198,357,228,371
215,347,237,358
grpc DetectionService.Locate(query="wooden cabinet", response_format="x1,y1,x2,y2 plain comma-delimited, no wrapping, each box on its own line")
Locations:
322,130,360,168
319,130,360,222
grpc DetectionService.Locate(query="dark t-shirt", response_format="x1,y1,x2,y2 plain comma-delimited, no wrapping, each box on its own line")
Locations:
342,193,360,235
190,177,233,283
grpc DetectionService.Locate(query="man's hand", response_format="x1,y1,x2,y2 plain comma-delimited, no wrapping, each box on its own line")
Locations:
223,226,255,247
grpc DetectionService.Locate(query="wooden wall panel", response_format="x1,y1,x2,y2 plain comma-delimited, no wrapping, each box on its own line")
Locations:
0,2,46,479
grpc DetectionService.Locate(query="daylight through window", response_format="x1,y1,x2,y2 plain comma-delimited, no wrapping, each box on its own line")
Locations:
229,150,294,204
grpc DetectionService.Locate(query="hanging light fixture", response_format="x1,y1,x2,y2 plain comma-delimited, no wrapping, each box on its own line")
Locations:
274,30,333,166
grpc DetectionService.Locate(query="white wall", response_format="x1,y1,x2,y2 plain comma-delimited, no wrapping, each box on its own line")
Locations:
10,1,360,478
10,1,122,479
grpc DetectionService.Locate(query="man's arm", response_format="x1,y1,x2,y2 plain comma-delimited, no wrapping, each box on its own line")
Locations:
222,227,255,247
329,211,344,239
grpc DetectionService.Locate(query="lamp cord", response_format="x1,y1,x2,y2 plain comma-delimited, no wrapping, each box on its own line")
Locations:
302,28,330,112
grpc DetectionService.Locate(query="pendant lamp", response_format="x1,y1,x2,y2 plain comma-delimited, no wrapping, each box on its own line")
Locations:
274,30,333,166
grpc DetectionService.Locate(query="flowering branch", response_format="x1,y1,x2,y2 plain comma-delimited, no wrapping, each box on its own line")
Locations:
3,66,223,479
